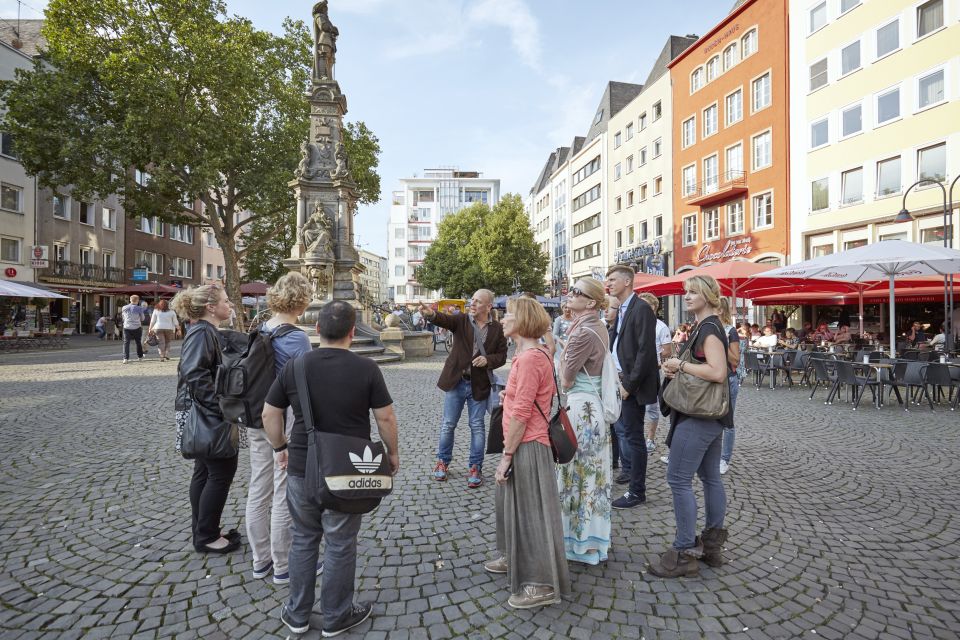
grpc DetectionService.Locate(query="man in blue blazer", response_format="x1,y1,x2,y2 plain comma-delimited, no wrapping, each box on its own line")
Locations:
605,264,659,509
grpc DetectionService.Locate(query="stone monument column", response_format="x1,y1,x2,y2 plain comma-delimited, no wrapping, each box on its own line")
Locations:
284,0,365,325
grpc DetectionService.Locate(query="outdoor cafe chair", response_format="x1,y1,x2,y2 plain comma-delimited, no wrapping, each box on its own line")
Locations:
809,356,837,403
787,351,810,386
921,363,958,410
744,351,775,389
774,350,798,387
831,360,882,410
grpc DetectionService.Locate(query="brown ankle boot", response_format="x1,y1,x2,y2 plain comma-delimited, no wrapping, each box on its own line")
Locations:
647,547,700,578
700,528,729,567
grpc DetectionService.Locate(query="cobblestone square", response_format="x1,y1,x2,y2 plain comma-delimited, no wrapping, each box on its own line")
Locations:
1,340,958,639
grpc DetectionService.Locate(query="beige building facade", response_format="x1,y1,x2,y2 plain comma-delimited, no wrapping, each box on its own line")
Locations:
358,248,387,305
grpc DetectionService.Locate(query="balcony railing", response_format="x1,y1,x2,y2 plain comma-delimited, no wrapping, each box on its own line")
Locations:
683,170,748,206
40,260,125,285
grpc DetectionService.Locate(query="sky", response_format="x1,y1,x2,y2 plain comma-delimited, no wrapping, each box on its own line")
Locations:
0,0,728,256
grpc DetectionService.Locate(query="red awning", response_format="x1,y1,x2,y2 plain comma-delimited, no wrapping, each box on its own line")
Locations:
634,261,777,297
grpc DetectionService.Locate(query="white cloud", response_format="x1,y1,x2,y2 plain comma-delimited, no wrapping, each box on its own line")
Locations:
466,0,541,70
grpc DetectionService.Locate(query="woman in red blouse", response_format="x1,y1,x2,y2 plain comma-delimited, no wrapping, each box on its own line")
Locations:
485,296,571,610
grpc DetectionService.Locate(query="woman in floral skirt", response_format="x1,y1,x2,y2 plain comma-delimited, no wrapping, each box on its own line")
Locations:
557,277,612,564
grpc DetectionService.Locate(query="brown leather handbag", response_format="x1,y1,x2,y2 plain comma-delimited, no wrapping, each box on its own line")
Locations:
661,320,730,420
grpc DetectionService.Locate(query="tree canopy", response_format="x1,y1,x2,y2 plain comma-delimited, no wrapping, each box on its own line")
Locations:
1,0,380,306
416,194,548,298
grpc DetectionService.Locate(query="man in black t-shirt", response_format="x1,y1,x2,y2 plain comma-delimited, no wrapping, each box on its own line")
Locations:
262,301,399,637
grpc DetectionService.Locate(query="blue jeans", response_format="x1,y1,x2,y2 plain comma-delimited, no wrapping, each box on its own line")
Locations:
285,475,364,630
436,379,486,468
721,376,738,464
95,326,106,339
666,417,725,550
613,416,632,472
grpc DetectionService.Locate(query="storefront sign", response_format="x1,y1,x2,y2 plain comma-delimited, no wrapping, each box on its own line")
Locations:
645,253,666,276
30,245,49,269
615,239,662,264
697,237,752,263
132,267,148,281
4,267,16,278
704,23,741,55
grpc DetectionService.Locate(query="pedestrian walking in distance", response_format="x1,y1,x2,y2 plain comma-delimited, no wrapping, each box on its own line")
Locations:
147,299,179,361
263,301,399,637
419,289,507,488
120,294,148,363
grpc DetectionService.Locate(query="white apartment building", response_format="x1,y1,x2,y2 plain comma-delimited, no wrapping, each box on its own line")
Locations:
358,248,388,304
529,140,580,295
387,169,500,303
608,36,698,292
788,0,960,263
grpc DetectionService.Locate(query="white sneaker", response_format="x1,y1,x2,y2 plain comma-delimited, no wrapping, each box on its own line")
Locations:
122,359,128,364
645,439,656,453
719,460,730,475
659,455,669,464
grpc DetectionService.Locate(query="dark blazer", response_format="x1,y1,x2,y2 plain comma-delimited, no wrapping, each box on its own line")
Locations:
430,311,508,400
615,295,660,404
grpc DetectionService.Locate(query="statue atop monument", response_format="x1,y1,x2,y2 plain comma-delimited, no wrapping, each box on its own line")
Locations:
299,202,334,260
313,1,338,83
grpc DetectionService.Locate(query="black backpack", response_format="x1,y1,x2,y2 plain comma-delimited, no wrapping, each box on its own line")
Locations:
215,324,305,429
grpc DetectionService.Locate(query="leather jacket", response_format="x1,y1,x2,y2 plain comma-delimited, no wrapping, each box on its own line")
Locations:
175,320,224,422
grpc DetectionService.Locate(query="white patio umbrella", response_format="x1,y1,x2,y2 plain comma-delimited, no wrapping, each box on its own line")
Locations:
0,279,70,299
754,240,960,357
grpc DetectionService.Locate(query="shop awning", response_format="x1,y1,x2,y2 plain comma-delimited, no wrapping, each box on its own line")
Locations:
102,283,182,296
0,279,70,299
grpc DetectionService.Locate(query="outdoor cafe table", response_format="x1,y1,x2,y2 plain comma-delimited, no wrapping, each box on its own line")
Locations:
852,362,894,409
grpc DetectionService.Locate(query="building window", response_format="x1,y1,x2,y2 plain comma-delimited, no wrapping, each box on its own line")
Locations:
615,196,622,212
742,29,758,57
704,155,719,194
0,184,22,212
841,41,861,75
572,242,601,262
876,156,901,197
703,208,719,240
922,227,945,244
682,215,697,246
614,131,622,148
639,147,647,165
626,155,634,174
876,19,899,57
134,250,163,274
625,122,634,140
102,251,115,269
627,190,634,207
134,169,151,186
703,104,718,137
54,243,68,262
841,104,862,137
810,58,828,91
917,0,943,38
654,176,662,195
811,178,830,211
725,89,742,125
752,72,771,111
810,244,835,258
640,184,648,200
571,184,601,211
394,265,404,276
616,230,623,248
573,213,601,237
706,56,719,82
917,69,945,109
172,257,194,279
614,163,622,181
841,167,864,204
102,207,116,230
654,215,663,237
876,87,900,124
394,228,405,239
653,138,662,157
691,67,704,92
572,155,601,185
753,192,773,228
723,43,738,71
810,1,827,33
918,142,946,182
682,117,696,148
79,246,94,265
752,131,772,170
639,112,647,130
53,194,70,219
205,263,213,279
841,0,861,12
811,118,829,148
727,201,744,234
0,236,21,263
682,165,696,197
0,132,15,159
652,101,662,120
726,143,743,177
394,247,404,257
78,202,94,226
627,226,635,245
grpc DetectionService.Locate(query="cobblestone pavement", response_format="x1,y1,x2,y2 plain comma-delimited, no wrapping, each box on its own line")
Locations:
1,342,959,639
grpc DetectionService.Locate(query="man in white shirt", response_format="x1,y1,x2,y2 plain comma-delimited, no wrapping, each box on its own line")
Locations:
638,293,673,454
120,295,148,363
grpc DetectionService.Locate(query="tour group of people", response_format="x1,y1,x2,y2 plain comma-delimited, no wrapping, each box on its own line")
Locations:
169,263,738,635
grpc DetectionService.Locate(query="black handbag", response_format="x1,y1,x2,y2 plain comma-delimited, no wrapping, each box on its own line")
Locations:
294,357,393,514
532,350,578,464
485,405,504,454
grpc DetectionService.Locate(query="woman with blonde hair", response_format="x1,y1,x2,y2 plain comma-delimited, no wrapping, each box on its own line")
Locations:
650,275,730,578
486,296,571,609
246,272,317,585
172,284,241,554
557,277,612,564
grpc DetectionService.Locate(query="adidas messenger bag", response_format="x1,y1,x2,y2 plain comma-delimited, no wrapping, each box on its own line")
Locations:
294,358,393,514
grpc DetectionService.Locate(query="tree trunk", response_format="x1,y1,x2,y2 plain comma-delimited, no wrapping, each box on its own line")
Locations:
220,234,246,332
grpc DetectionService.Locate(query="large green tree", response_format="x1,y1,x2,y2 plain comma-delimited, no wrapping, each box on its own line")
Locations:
416,194,547,298
1,0,380,308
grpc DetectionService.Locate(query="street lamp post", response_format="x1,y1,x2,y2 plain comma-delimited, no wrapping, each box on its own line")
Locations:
897,174,960,348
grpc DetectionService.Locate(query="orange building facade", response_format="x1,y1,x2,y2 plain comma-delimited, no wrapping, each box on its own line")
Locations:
669,0,791,271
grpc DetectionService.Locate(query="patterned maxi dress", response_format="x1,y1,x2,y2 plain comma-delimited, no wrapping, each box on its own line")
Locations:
557,316,612,564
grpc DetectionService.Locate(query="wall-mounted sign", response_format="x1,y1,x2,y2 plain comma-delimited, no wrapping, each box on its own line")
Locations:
697,237,752,263
645,253,666,276
30,245,49,269
615,238,663,264
132,268,148,281
4,267,16,278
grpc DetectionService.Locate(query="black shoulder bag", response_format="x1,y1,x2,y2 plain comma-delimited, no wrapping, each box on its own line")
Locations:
294,357,393,514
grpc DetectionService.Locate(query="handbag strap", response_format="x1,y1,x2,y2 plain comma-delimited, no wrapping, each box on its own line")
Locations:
468,315,498,387
579,325,608,398
293,356,316,432
531,347,560,418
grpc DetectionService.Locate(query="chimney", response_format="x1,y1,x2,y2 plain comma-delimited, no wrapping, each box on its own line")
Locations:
12,38,22,49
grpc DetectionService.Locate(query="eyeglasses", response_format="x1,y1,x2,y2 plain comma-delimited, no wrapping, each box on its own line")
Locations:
568,287,586,298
